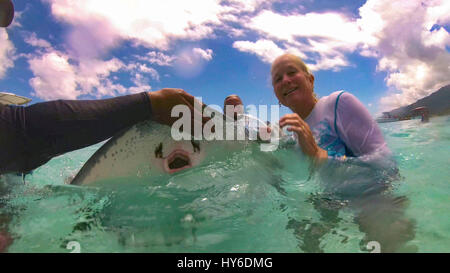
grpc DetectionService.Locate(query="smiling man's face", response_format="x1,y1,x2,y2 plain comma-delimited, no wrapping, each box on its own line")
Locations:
271,56,315,112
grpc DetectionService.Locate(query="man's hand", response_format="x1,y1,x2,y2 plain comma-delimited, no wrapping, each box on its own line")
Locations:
148,88,210,132
0,0,14,28
279,113,328,163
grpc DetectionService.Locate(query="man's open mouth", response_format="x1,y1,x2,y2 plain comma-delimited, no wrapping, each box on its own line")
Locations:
164,149,192,173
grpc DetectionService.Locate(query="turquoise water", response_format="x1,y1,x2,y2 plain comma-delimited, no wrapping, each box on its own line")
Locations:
1,116,449,253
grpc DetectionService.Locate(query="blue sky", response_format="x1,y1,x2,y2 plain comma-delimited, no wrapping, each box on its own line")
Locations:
1,0,449,117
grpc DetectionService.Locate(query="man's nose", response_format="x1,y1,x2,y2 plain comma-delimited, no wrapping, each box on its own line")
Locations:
281,74,291,85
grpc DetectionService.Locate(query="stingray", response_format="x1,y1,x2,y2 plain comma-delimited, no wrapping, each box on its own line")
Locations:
70,112,283,187
62,113,294,249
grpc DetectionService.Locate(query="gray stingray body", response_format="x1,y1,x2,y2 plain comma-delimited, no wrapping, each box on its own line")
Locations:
70,119,259,186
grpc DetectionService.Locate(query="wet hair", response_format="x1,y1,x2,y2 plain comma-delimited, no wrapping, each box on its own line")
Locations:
271,53,318,101
271,53,311,77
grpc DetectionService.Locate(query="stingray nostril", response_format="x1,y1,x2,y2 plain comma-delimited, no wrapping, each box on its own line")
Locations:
155,142,163,158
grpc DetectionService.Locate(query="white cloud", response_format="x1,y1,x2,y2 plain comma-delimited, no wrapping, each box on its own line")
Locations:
193,48,213,61
172,47,214,78
28,51,79,100
44,0,226,51
233,10,363,71
357,0,450,110
137,64,160,81
37,0,229,89
28,50,130,100
232,39,285,63
424,0,450,29
24,32,52,49
249,10,362,45
75,58,126,96
25,35,157,100
0,29,15,79
28,49,157,100
137,51,175,66
224,0,281,13
126,62,160,82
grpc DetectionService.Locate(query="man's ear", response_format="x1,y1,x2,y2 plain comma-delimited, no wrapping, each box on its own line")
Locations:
0,0,14,28
309,73,315,87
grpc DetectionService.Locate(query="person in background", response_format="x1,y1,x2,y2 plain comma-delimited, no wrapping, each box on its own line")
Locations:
223,94,272,141
223,94,244,121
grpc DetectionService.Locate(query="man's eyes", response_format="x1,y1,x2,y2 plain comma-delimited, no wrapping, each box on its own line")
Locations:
287,70,297,75
274,70,298,83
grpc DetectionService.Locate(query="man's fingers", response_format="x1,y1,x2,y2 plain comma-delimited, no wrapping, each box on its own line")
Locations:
280,119,303,128
279,113,302,122
182,96,211,123
280,114,306,127
150,88,213,137
280,116,311,133
181,98,212,137
179,89,209,112
286,126,305,134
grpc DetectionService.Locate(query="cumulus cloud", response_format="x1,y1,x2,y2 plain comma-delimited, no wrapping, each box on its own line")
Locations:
75,58,126,97
25,35,156,100
43,0,225,51
173,47,214,78
65,18,120,59
28,51,79,100
27,51,129,100
24,32,52,49
357,0,450,110
224,0,281,13
136,51,175,66
233,10,363,71
126,62,160,86
40,0,282,64
193,48,213,61
34,0,227,92
38,0,289,83
233,39,285,63
136,48,213,78
0,29,15,79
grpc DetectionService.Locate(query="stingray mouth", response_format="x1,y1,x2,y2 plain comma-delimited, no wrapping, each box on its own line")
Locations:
164,149,192,173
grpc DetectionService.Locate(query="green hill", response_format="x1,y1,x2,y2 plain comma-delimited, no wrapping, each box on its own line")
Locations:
387,85,450,118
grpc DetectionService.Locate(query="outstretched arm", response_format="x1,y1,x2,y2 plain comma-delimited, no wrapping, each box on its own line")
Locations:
1,89,208,173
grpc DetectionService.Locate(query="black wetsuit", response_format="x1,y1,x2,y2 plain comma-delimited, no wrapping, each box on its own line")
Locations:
0,92,152,174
